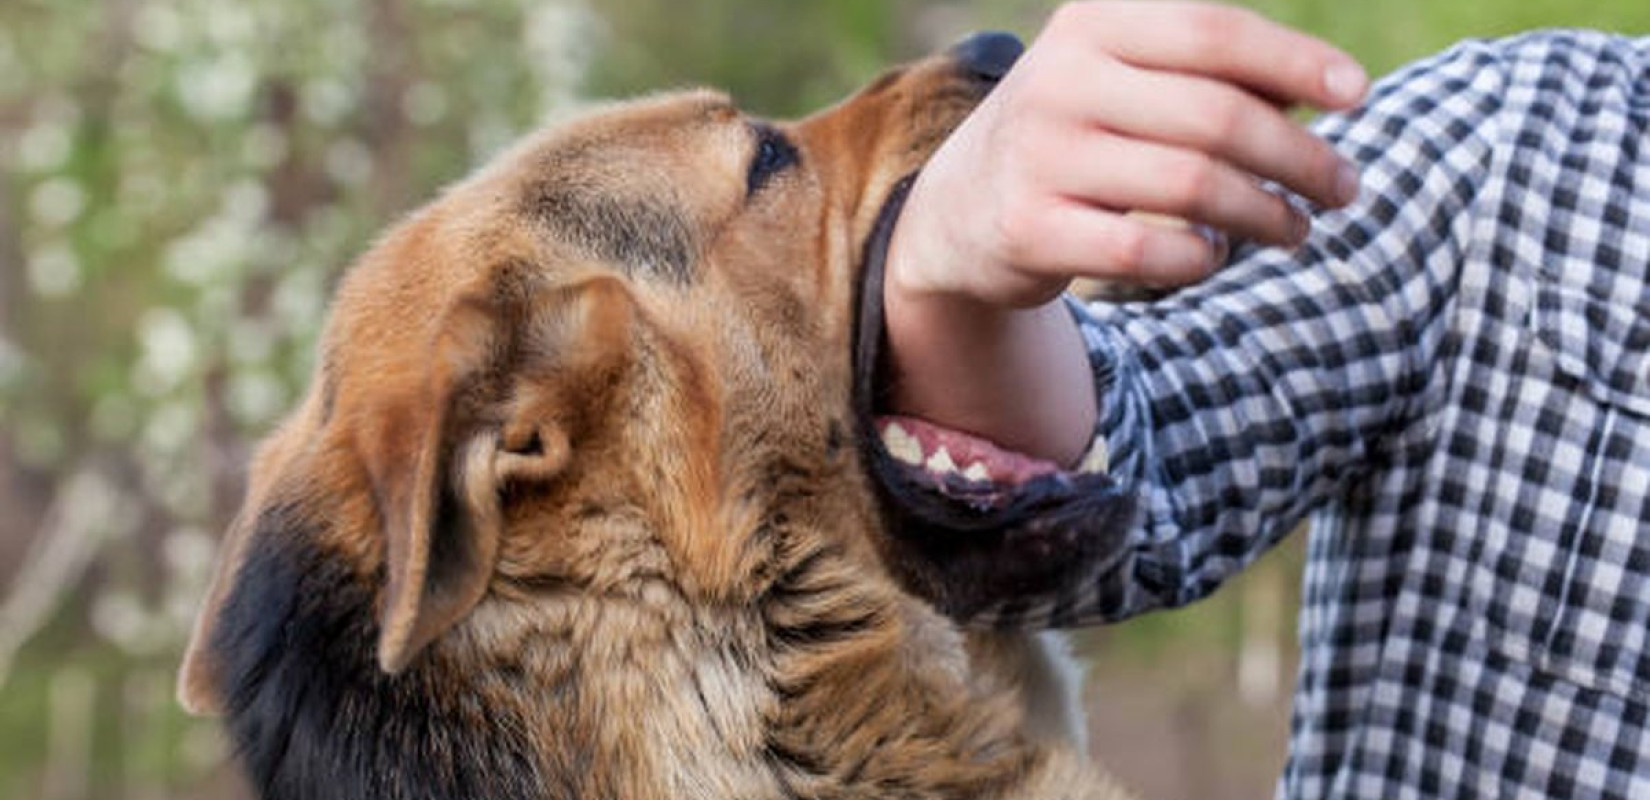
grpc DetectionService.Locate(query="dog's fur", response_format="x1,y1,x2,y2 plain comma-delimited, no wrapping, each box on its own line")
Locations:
178,43,1135,800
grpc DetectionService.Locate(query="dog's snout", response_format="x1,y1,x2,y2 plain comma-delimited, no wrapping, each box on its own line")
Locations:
950,31,1024,83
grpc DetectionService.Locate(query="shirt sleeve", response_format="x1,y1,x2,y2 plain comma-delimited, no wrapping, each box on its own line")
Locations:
1051,39,1513,625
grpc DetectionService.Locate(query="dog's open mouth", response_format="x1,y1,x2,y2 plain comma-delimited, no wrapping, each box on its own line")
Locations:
851,176,1137,624
870,413,1111,509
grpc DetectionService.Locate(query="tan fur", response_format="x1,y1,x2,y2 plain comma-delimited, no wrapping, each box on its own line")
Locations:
180,46,1136,800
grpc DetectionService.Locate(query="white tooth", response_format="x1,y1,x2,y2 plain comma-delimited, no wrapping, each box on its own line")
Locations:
881,422,924,466
1077,439,1109,474
925,446,957,474
962,462,991,482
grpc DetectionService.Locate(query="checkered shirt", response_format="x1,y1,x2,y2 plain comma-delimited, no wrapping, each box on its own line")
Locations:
1011,30,1650,798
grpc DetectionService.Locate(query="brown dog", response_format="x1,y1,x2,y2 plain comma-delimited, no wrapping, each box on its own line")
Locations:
178,33,1137,800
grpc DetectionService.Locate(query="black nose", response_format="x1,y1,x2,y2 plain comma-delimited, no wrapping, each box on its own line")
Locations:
950,31,1024,82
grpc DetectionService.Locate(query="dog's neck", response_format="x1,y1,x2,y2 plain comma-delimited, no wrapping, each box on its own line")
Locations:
214,477,1062,799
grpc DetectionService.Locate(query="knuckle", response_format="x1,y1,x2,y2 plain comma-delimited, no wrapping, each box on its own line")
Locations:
990,194,1047,264
1288,48,1331,89
1182,5,1236,52
1165,154,1220,210
1104,224,1149,273
1202,92,1249,143
1199,3,1259,33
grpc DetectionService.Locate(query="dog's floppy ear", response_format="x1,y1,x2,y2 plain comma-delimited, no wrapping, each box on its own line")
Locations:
371,275,634,674
367,296,510,675
177,272,635,712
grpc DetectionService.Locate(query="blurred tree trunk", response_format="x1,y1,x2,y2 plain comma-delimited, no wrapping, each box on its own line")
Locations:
0,177,15,335
0,190,44,587
365,0,416,219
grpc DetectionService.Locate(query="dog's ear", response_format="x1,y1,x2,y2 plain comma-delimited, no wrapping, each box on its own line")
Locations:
372,275,634,674
177,273,636,712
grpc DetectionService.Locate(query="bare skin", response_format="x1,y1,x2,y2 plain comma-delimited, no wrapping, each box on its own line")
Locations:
884,1,1370,465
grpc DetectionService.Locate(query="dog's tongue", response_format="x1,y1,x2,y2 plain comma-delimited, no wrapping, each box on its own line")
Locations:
873,414,1062,486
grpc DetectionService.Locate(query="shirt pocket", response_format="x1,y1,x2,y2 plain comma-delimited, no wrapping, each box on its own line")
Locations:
1516,274,1650,701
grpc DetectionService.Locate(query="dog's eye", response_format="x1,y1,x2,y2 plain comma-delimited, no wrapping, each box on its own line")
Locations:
746,125,799,197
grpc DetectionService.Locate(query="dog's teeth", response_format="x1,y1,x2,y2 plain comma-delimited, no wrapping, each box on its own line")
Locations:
962,461,990,482
880,422,924,466
1077,439,1109,475
925,446,957,474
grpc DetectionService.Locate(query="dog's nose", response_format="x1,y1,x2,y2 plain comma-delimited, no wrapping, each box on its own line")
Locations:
950,31,1024,83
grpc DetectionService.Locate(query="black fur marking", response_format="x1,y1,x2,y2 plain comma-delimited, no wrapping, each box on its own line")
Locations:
826,421,846,458
768,609,883,650
764,733,831,777
525,183,694,283
211,503,544,800
759,547,842,607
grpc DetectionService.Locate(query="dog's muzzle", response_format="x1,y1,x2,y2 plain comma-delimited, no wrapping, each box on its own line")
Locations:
852,176,1137,626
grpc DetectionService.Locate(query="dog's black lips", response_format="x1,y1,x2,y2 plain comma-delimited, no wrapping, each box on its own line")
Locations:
851,175,1138,624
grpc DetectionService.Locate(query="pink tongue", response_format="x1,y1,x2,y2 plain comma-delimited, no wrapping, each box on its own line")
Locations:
875,414,1062,486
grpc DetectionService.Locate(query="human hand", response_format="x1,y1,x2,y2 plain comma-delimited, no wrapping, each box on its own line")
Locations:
883,1,1369,464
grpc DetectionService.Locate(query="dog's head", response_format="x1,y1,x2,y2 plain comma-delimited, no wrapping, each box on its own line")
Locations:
180,32,1129,722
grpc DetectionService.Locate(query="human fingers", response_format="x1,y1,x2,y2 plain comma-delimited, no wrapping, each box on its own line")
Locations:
1048,1,1369,110
986,198,1222,293
1071,61,1360,210
1036,132,1306,247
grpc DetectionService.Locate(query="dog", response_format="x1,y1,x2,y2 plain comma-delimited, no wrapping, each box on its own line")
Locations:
177,31,1139,800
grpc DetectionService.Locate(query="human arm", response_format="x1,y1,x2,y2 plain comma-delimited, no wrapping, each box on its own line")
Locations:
885,7,1512,624
883,0,1370,467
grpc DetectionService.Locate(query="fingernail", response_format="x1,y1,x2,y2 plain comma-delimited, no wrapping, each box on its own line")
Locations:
1194,225,1229,269
1335,161,1361,206
1324,61,1368,105
1291,210,1311,245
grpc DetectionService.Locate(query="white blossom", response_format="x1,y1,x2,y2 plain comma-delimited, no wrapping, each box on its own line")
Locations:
27,242,82,298
134,308,199,394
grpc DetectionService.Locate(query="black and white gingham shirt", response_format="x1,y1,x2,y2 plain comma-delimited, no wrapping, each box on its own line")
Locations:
1008,31,1649,798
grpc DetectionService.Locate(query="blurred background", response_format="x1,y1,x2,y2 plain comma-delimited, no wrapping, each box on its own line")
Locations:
0,1,1644,798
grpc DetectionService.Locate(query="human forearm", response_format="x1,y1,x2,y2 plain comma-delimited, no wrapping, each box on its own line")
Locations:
882,271,1095,467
